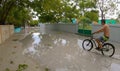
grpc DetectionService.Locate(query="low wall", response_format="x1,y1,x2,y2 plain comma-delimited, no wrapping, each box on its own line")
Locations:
0,25,14,44
78,29,91,36
40,24,78,33
92,24,120,43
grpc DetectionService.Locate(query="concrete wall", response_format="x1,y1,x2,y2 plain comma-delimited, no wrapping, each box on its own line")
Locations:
40,24,120,43
0,27,2,44
40,24,78,33
92,24,120,43
0,25,14,44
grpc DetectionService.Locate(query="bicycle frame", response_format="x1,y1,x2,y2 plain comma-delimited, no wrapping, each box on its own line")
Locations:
91,39,98,48
90,35,107,48
89,35,98,48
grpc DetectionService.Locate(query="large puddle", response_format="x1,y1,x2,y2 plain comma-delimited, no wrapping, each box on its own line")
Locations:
22,32,120,71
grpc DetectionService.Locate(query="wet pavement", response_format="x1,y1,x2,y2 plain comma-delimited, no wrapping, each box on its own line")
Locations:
0,27,120,71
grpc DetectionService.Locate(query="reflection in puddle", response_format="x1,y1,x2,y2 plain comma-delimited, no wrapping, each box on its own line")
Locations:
22,32,120,71
61,39,67,46
111,63,120,71
32,33,41,46
23,32,41,57
54,38,67,46
77,39,83,49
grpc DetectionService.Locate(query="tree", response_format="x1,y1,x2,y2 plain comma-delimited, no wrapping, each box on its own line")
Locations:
96,0,118,19
0,0,100,25
7,7,32,27
84,10,99,22
71,0,98,21
77,0,97,16
31,0,80,23
29,0,63,23
116,14,120,24
72,0,98,30
30,20,39,26
0,0,31,25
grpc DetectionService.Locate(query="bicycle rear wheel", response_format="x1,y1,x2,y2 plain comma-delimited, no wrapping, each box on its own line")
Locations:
82,39,93,51
101,43,115,57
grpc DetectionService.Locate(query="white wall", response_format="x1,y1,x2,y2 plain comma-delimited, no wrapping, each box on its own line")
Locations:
92,24,120,43
0,25,14,44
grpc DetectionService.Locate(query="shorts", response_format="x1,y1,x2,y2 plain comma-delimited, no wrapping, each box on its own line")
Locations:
98,36,109,43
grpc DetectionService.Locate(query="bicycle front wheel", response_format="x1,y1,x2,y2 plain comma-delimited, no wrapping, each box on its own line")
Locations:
101,43,115,57
82,39,93,51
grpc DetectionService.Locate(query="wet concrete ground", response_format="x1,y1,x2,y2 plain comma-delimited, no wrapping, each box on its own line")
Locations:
0,27,120,71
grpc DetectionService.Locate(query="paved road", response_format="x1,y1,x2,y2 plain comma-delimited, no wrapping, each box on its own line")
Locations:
0,28,120,71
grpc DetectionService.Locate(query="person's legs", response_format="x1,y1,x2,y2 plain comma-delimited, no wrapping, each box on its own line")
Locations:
95,36,103,49
95,39,102,48
95,36,109,50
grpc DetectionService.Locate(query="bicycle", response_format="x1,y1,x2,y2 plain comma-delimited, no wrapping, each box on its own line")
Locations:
82,34,115,57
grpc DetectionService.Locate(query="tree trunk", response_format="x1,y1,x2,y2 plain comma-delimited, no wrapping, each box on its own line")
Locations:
101,0,105,20
0,1,15,25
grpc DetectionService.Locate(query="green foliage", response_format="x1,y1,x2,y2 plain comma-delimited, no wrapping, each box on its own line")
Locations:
78,0,97,14
31,0,80,23
0,0,32,24
0,0,99,25
84,10,99,21
116,14,120,24
6,7,32,27
79,16,92,30
39,12,56,23
80,16,92,24
45,68,50,71
5,68,10,71
16,64,28,71
116,19,120,24
60,17,71,23
30,20,39,26
5,64,28,71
